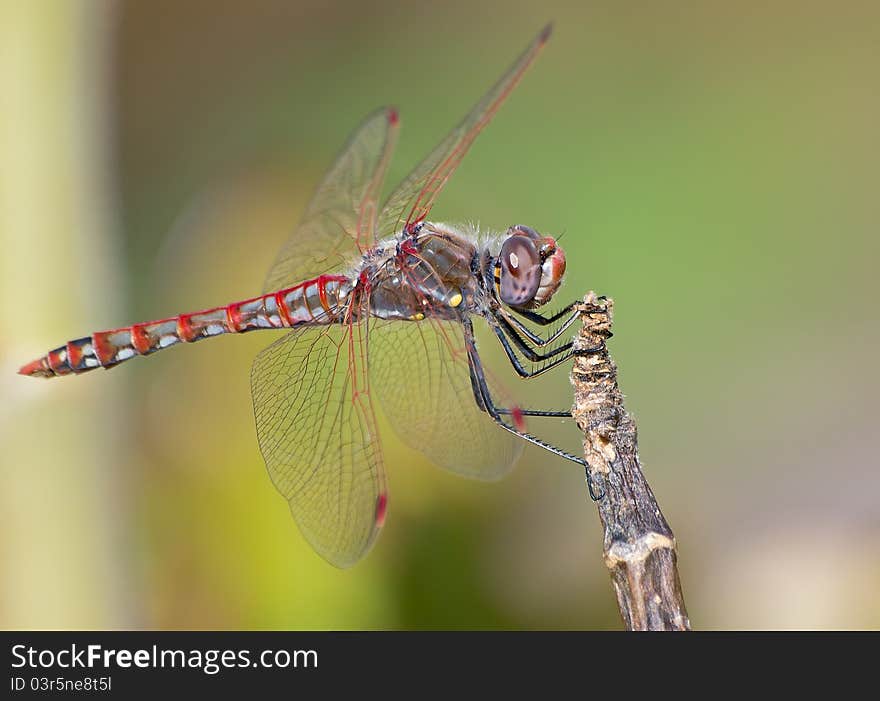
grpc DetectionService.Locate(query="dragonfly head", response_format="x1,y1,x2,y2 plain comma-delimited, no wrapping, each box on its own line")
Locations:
496,225,566,309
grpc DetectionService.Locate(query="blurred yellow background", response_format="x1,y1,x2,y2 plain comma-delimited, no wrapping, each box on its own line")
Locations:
2,1,878,629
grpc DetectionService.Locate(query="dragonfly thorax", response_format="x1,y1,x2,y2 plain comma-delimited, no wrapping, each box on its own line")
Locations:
366,224,482,322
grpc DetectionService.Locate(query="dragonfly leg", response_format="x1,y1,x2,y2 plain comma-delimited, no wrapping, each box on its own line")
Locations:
496,314,574,360
511,299,589,326
498,306,580,347
497,407,570,417
464,319,587,454
490,318,606,379
463,318,604,499
492,324,575,379
467,336,605,494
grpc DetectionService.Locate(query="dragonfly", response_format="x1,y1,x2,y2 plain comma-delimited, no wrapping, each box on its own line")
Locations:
19,25,601,567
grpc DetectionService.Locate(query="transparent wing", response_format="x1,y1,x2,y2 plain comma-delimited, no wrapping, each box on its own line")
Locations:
250,315,386,568
377,25,551,238
263,107,399,292
370,317,523,480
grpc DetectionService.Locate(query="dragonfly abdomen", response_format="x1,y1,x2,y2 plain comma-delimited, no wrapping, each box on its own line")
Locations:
19,275,352,378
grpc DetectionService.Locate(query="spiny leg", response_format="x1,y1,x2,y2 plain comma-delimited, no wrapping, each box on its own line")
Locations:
511,300,580,326
491,323,577,379
467,327,565,416
498,306,580,347
497,407,571,418
462,318,604,499
466,330,581,462
491,316,606,380
512,296,611,329
496,313,574,360
489,318,608,493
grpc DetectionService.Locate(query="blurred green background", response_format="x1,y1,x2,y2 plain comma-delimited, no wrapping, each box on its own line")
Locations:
2,1,878,630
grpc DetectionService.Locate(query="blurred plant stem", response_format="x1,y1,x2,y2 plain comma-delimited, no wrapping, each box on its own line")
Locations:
0,1,132,627
571,295,690,631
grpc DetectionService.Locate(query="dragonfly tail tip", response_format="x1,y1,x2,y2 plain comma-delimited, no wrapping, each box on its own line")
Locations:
18,358,50,378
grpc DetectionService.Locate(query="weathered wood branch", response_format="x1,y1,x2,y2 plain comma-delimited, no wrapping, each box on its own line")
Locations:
570,293,690,631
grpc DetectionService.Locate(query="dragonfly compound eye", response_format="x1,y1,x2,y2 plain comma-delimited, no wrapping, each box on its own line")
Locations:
499,235,542,307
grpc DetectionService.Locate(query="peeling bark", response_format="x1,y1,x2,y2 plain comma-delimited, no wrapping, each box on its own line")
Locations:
570,294,690,631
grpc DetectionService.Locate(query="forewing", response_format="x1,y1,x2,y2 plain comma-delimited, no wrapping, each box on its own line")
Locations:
377,25,551,238
250,318,386,568
370,318,523,480
263,107,399,292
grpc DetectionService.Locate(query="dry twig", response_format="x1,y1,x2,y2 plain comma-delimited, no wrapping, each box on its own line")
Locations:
570,293,690,631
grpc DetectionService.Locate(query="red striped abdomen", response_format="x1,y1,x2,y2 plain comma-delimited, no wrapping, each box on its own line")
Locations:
19,275,352,378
